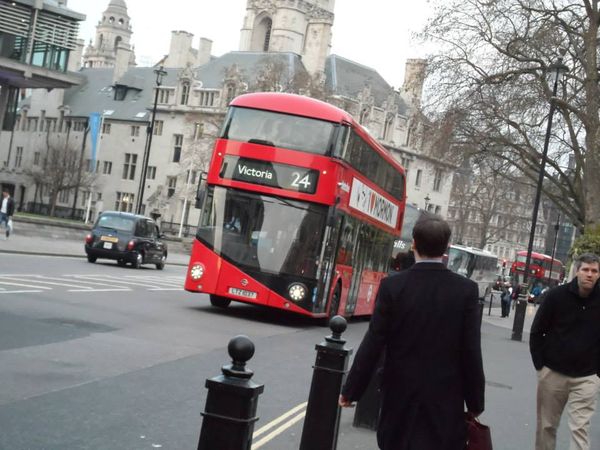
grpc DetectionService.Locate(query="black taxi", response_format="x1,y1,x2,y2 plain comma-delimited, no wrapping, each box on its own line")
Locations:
84,211,168,269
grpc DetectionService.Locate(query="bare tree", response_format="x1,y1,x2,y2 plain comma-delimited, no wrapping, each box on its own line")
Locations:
250,57,329,100
451,156,525,248
418,0,600,232
25,137,96,217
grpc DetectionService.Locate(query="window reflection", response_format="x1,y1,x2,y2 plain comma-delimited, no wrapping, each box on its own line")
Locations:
197,187,327,278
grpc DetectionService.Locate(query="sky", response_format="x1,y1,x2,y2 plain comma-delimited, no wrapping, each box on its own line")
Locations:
66,0,433,89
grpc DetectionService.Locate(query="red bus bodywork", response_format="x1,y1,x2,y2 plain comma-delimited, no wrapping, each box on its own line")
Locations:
185,93,406,318
510,250,564,288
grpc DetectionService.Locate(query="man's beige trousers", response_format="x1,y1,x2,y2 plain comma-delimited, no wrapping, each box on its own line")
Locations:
536,367,600,450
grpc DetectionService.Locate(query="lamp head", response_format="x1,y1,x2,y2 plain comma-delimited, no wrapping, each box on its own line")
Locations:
154,65,167,86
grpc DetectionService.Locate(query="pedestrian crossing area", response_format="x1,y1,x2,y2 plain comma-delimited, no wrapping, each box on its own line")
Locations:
0,274,185,294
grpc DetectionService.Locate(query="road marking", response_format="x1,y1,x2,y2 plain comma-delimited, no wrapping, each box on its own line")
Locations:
0,276,93,290
0,280,52,290
71,275,166,288
148,288,182,291
0,290,44,294
252,407,307,449
253,402,307,439
68,288,131,292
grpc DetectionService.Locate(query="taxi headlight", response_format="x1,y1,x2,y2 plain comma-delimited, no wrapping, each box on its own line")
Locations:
288,283,307,302
190,263,205,280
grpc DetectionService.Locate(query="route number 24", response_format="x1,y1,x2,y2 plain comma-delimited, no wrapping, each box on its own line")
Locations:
291,172,312,189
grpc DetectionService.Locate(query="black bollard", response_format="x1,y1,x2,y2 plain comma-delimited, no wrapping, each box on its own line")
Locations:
299,315,353,450
197,335,264,450
511,284,530,341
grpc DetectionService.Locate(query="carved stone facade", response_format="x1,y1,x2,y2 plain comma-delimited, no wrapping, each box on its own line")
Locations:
82,0,135,70
239,0,335,75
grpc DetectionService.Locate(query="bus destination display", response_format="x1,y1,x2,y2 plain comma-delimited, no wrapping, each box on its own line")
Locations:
219,156,319,194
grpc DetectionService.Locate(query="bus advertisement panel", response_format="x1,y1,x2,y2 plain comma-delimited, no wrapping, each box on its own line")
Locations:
185,93,406,319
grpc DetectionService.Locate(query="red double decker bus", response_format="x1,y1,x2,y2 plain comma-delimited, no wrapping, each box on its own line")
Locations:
184,92,406,318
510,250,565,288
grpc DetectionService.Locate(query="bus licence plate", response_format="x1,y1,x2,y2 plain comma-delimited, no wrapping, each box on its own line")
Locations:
228,287,257,299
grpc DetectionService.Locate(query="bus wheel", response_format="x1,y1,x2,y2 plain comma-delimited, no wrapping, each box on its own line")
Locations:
210,295,231,308
328,285,341,319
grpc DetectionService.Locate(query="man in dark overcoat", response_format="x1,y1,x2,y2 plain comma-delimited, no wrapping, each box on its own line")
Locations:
340,216,485,450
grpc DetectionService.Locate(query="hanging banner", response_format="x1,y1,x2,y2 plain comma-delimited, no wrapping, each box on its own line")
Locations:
89,112,102,171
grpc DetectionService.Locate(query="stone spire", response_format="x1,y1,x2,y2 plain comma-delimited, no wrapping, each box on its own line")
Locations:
82,0,136,69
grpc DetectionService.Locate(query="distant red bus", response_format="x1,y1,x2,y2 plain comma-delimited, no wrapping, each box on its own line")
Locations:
185,92,406,318
510,250,564,288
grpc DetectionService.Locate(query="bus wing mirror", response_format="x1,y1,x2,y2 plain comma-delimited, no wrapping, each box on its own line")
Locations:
327,196,340,226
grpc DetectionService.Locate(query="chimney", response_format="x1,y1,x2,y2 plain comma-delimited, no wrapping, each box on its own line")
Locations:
112,44,131,84
165,30,194,68
197,37,212,66
402,59,427,106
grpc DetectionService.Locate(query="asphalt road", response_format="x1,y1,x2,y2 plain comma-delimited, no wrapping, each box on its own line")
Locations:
0,254,377,450
1,254,599,450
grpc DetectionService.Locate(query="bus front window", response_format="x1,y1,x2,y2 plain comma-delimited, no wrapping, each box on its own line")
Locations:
222,107,336,155
197,187,327,279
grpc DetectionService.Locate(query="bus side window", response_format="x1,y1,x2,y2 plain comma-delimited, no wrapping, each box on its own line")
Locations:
337,222,354,265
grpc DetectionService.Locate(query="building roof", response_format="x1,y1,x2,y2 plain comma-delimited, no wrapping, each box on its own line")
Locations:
325,54,409,115
62,66,180,121
194,51,306,89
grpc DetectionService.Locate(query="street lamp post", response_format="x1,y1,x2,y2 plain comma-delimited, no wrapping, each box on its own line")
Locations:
136,66,167,215
550,213,560,274
511,57,569,341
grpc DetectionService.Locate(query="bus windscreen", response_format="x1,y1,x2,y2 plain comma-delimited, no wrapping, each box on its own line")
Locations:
197,186,327,279
222,107,336,155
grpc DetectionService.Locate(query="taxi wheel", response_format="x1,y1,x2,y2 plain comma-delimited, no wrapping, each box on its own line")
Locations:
132,252,143,269
155,253,166,270
87,255,97,263
117,259,126,267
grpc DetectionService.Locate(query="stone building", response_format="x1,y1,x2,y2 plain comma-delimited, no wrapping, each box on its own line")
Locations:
0,0,454,231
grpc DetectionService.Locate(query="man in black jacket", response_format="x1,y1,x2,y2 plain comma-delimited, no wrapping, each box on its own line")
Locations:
530,252,600,450
0,188,15,238
339,216,485,450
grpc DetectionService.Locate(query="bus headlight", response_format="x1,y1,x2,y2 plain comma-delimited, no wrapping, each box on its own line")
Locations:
190,263,205,280
288,283,307,302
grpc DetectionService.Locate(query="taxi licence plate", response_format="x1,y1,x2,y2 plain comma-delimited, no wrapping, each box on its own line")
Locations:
228,287,257,299
100,236,118,243
103,242,113,249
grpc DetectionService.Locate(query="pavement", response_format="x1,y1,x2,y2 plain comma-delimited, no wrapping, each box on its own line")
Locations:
0,231,597,449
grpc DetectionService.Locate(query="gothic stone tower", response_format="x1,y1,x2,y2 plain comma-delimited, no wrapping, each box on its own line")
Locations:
83,0,135,69
239,0,335,75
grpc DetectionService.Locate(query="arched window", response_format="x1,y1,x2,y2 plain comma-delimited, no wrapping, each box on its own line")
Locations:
225,85,236,105
382,114,394,141
262,18,272,51
98,34,103,49
114,36,122,50
359,107,369,125
109,16,115,23
180,82,190,105
118,18,124,26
